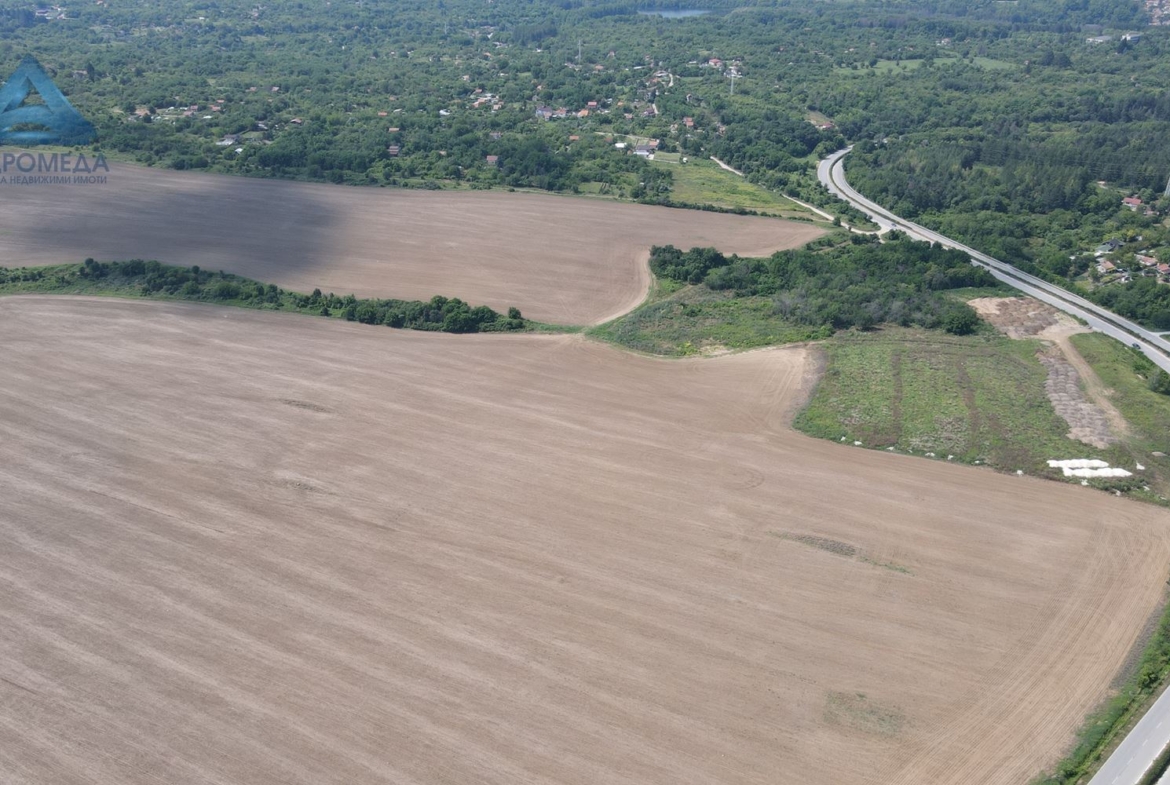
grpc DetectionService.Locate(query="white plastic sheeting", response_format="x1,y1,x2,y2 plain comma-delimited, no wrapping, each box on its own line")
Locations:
1047,459,1134,478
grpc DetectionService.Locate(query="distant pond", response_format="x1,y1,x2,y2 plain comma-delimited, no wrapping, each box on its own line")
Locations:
637,9,712,18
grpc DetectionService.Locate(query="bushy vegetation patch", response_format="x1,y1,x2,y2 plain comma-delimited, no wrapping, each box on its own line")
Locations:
649,234,996,334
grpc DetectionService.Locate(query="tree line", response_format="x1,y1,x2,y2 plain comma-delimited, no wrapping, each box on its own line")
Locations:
6,259,528,334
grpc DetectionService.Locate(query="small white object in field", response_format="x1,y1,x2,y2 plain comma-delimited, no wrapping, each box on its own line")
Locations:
853,441,862,446
1136,463,1146,471
1047,459,1133,478
1047,459,1109,469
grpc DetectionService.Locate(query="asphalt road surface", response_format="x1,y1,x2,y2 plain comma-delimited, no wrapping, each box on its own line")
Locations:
1087,684,1170,785
818,148,1170,375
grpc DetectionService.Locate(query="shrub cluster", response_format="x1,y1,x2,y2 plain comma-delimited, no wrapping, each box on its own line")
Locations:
1132,348,1170,397
649,234,993,335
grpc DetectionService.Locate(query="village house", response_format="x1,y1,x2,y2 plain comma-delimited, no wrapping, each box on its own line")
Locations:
485,155,499,167
1123,196,1144,209
1137,255,1159,267
387,145,400,157
1096,239,1123,256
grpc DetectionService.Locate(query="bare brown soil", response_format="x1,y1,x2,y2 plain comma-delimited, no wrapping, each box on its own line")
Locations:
972,296,1127,447
2,297,1169,784
970,295,1062,340
0,165,823,324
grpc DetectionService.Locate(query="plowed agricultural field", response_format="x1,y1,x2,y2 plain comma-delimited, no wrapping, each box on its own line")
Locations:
0,166,823,324
2,296,1169,785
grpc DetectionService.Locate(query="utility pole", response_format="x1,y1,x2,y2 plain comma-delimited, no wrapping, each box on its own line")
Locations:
578,39,583,63
729,71,740,96
1164,172,1170,199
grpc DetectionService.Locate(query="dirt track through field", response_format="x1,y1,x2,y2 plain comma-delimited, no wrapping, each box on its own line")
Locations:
2,297,1170,785
972,296,1128,446
0,164,823,324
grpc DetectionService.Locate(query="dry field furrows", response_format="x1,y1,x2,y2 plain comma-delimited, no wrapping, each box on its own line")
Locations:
0,165,824,324
2,297,1170,785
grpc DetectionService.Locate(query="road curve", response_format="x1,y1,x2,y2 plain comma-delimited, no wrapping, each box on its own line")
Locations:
818,148,1170,374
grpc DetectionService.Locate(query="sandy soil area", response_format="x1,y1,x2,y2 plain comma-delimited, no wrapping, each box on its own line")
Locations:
2,297,1169,784
0,165,823,324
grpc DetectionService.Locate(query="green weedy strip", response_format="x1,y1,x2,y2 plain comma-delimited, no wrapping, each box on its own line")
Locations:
1139,740,1170,785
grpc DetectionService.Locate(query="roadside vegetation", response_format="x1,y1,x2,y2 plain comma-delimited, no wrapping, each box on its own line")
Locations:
0,261,528,334
1069,334,1170,494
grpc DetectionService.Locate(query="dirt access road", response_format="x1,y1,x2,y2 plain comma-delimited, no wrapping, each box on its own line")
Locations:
971,296,1129,448
2,297,1168,785
0,163,823,324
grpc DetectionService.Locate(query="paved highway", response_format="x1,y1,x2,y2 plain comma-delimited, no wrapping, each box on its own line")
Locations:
818,148,1170,374
1087,684,1170,785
